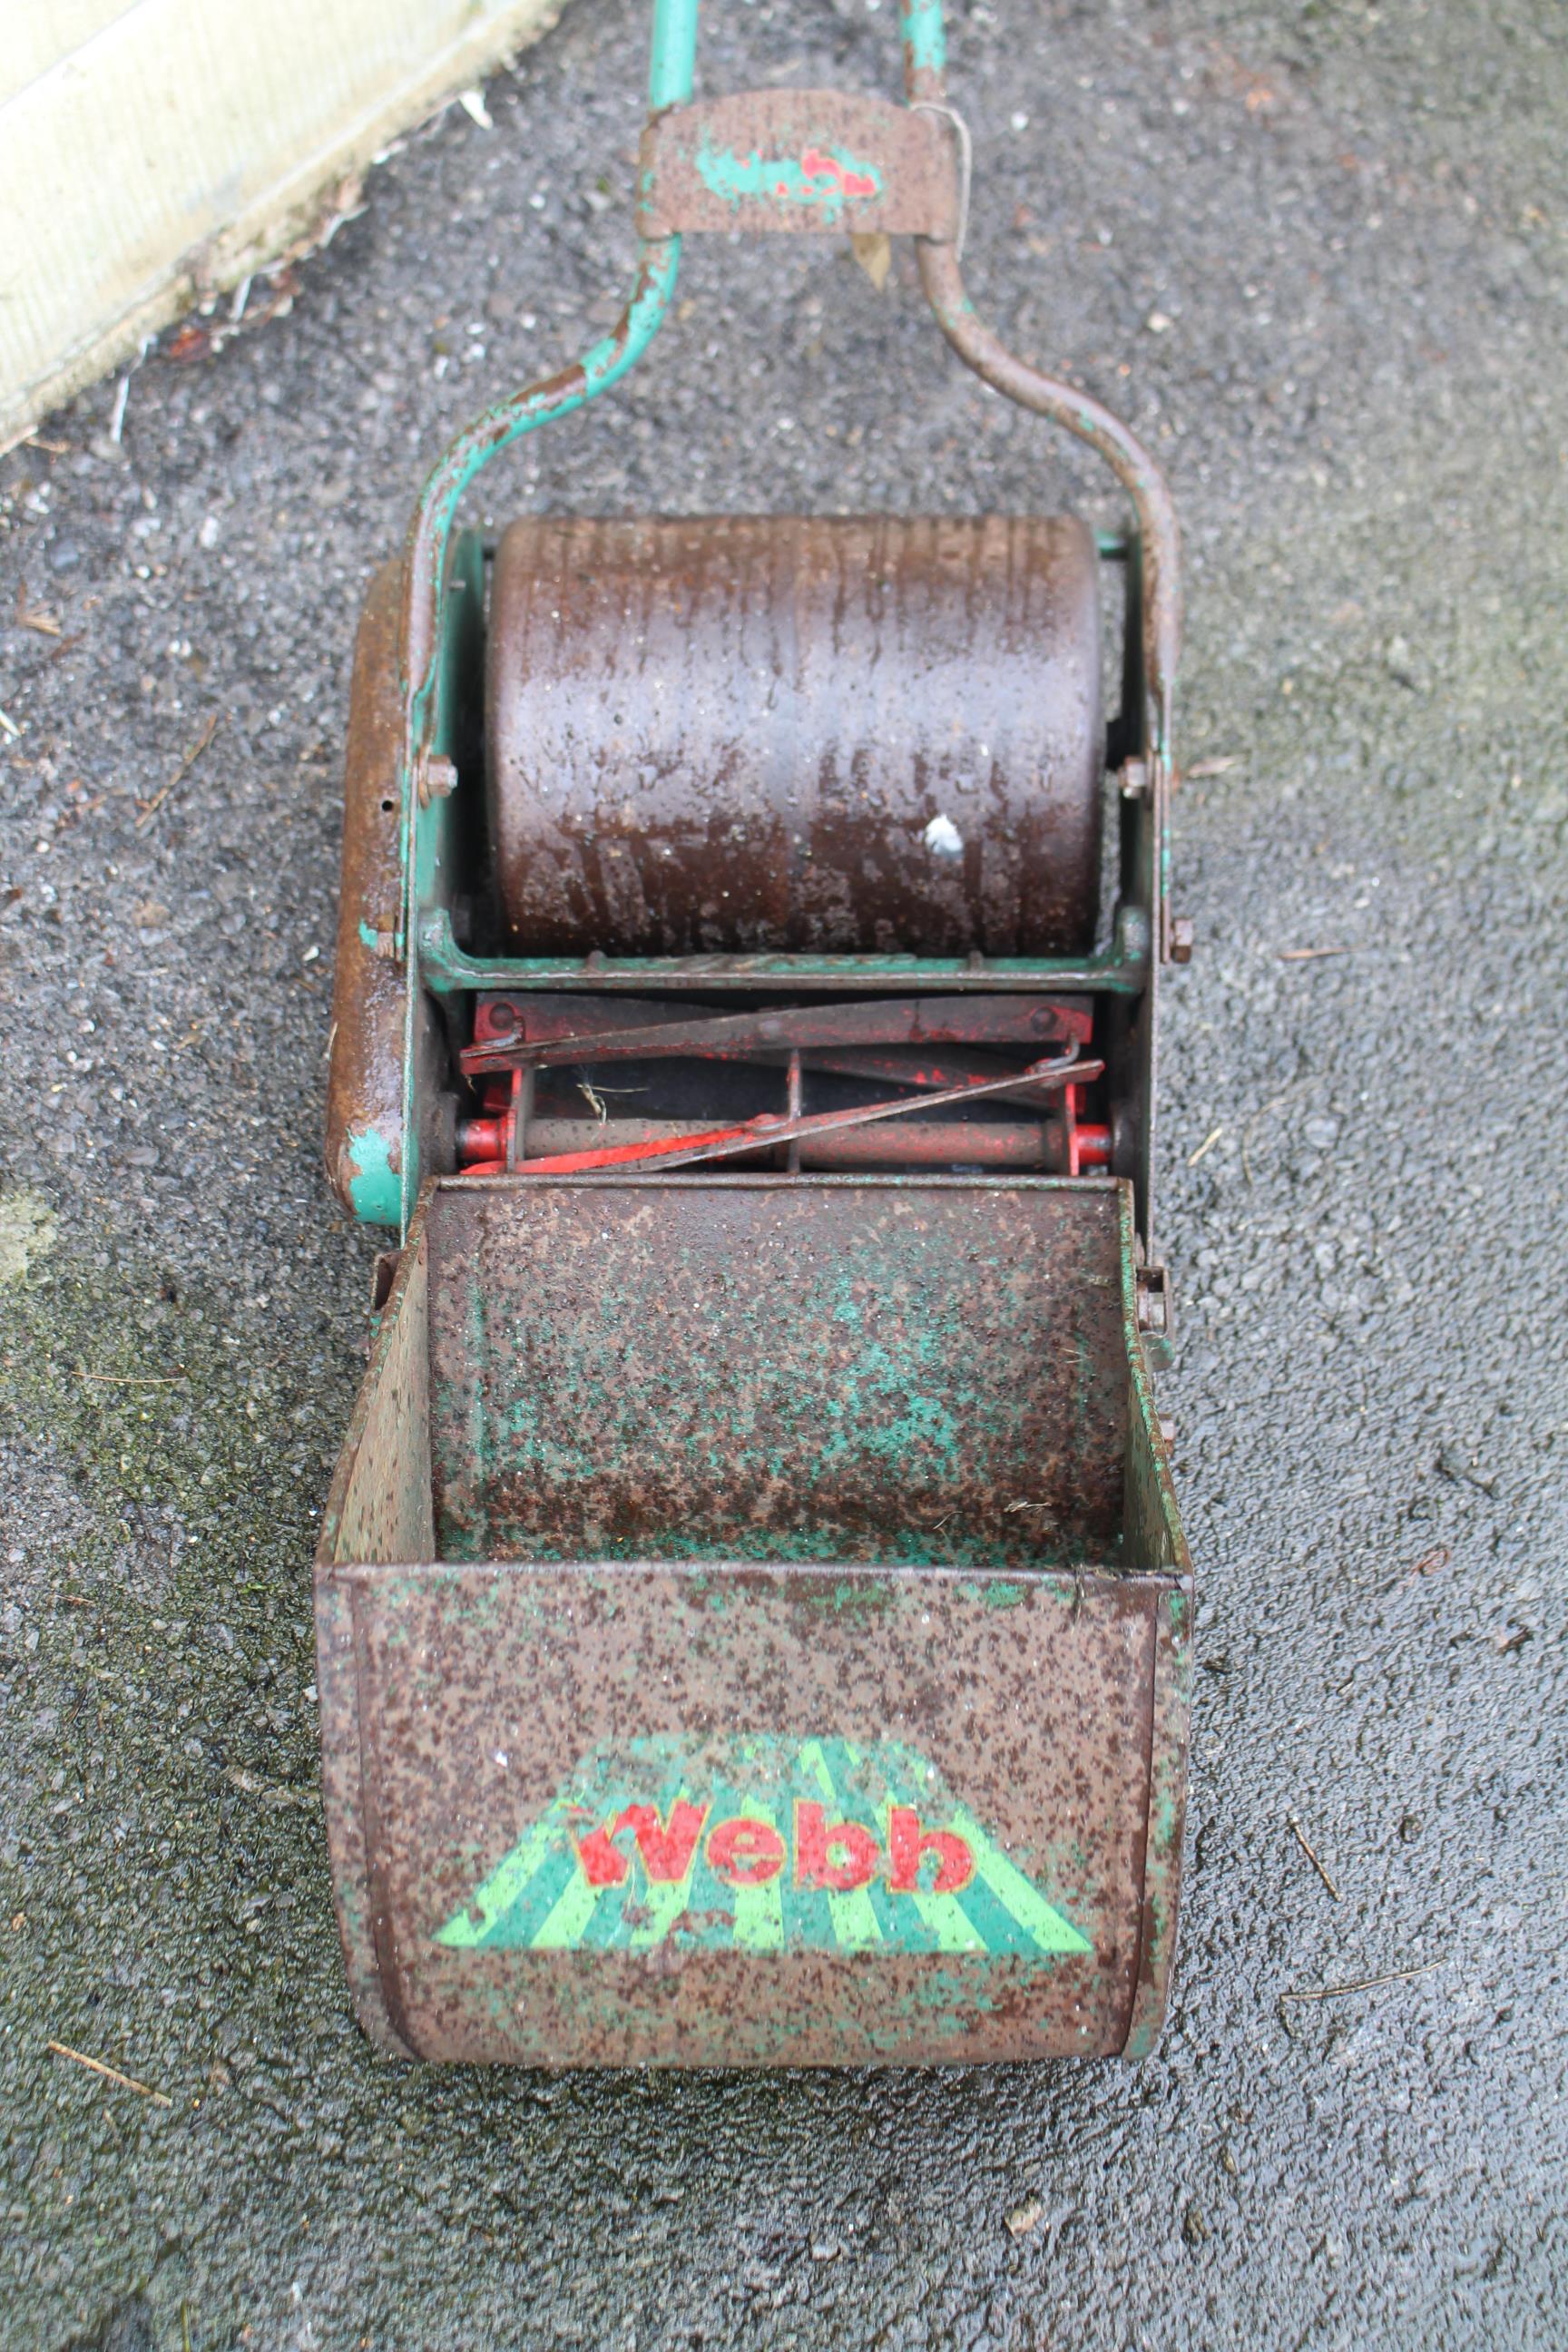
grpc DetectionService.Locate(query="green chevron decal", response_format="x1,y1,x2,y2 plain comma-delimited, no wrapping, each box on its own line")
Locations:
436,1735,1093,1958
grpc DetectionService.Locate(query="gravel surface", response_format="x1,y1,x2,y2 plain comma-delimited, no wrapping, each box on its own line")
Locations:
3,1,1565,2345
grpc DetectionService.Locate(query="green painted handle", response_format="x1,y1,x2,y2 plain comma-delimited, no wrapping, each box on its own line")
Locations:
397,0,955,772
898,0,948,97
397,0,701,750
391,0,706,1225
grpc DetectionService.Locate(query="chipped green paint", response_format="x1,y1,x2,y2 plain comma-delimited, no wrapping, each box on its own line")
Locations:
393,0,690,1239
437,1733,1092,1959
346,1126,401,1227
428,1183,1132,1571
582,255,683,391
899,0,947,79
694,135,885,226
793,1581,897,1617
811,1279,962,1475
647,0,700,112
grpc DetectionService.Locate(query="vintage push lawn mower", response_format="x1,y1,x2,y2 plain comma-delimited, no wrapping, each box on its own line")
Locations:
318,0,1191,2065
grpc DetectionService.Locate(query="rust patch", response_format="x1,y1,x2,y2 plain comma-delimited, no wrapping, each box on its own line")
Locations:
324,557,408,1216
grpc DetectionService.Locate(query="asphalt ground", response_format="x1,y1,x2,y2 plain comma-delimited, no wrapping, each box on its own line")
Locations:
2,0,1565,2344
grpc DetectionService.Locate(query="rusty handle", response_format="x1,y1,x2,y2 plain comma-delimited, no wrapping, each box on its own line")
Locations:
915,240,1181,755
896,7,1179,749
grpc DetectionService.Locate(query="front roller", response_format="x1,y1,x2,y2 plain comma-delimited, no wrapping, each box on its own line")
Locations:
318,0,1193,2065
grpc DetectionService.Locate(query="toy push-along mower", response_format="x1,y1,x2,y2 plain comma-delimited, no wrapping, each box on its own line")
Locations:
318,0,1191,2066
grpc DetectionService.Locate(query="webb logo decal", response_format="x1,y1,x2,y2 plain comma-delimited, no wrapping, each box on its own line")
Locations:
695,138,884,227
436,1735,1093,1959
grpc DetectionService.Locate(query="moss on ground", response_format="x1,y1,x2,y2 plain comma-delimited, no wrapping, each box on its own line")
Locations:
1,1230,369,2345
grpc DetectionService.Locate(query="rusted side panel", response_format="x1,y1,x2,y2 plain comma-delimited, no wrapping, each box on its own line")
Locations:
319,1230,433,1569
324,556,407,1222
315,1220,435,2055
1122,1582,1191,2057
1118,1173,1187,1580
485,515,1103,960
1115,1197,1191,2052
637,90,961,240
322,1557,1181,2066
315,1574,412,2056
424,1179,1129,1568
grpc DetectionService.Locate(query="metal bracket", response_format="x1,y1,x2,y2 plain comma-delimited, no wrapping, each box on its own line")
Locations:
1135,1262,1176,1368
637,90,963,240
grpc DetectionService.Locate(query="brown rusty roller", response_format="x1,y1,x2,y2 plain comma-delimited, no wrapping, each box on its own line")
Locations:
485,514,1104,958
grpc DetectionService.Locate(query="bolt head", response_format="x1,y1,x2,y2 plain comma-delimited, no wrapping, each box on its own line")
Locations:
418,752,459,807
1114,902,1152,964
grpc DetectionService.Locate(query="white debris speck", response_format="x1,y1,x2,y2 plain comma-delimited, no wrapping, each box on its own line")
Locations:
924,814,964,858
458,85,494,130
494,1749,509,1769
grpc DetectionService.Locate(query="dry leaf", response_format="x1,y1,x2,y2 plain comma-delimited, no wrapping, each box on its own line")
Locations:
850,231,892,292
15,593,63,638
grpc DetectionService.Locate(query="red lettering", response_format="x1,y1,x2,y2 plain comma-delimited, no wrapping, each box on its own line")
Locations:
799,147,877,201
886,1805,975,1896
707,1816,786,1887
573,1800,709,1888
795,1800,878,1892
